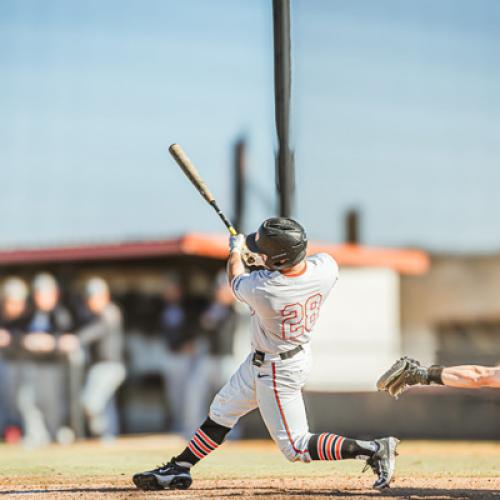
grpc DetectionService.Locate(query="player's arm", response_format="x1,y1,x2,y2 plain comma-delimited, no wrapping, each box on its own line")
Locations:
227,234,246,284
378,358,500,398
316,253,340,296
441,365,500,388
226,234,260,307
76,318,107,346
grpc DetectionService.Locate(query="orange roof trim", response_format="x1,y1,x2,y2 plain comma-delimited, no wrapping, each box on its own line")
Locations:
0,233,429,275
182,234,429,275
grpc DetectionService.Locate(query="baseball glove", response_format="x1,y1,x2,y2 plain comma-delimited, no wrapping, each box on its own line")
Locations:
376,357,429,399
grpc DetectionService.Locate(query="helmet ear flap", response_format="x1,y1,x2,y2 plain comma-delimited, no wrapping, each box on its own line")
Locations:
267,248,307,271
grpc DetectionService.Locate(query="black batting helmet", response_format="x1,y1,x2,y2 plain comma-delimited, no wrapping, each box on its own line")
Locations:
245,217,308,271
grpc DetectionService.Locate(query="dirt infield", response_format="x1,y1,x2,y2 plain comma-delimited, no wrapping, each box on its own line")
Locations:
0,436,498,499
1,477,499,499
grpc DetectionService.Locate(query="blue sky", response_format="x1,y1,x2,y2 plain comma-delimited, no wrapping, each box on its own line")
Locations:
1,0,499,251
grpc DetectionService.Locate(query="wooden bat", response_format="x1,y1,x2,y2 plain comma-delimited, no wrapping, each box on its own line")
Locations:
169,144,238,236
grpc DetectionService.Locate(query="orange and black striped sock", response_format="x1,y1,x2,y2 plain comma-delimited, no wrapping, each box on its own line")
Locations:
308,433,378,460
175,417,231,467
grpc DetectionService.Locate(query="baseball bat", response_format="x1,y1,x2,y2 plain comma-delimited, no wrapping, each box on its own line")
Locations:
169,144,238,236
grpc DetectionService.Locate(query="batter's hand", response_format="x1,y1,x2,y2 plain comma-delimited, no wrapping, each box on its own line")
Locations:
229,234,245,254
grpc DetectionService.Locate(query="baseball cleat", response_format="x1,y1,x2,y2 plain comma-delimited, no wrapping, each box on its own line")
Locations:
132,459,192,491
363,437,400,489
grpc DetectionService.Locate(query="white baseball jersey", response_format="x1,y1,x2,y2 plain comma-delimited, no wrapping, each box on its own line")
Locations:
231,253,339,354
210,252,340,463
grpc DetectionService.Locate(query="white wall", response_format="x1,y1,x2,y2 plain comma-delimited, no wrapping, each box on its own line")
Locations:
306,268,400,392
401,253,500,366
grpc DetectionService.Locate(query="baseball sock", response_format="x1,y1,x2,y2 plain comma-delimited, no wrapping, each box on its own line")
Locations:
308,433,379,460
174,417,231,468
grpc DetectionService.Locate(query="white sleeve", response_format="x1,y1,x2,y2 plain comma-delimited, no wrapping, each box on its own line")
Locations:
230,270,269,309
230,273,256,306
317,253,339,293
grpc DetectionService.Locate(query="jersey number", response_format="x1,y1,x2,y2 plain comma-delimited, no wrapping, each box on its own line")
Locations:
280,293,323,340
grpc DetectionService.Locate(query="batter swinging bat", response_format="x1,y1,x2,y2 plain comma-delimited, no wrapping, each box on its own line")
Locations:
169,144,238,236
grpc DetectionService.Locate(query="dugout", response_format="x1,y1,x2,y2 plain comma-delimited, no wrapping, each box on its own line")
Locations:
12,234,490,440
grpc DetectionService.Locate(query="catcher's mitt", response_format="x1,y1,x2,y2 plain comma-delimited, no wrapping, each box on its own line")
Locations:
376,357,428,399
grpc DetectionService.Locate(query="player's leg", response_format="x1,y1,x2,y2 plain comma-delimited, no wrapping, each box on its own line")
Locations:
256,358,398,489
132,353,258,491
80,361,126,437
441,364,500,388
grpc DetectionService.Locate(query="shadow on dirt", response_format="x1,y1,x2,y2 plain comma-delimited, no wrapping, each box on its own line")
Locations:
240,486,498,499
0,487,136,495
1,485,499,498
256,487,500,498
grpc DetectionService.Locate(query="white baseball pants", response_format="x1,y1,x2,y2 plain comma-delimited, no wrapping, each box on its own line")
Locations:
209,345,313,462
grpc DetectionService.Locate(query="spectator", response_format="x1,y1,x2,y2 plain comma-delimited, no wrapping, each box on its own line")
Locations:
159,273,200,434
199,272,238,388
19,273,76,445
160,274,192,352
0,277,30,437
77,277,125,439
180,272,241,437
0,277,30,352
25,273,75,351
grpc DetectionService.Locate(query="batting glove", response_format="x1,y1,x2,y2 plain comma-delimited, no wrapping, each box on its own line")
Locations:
229,234,245,254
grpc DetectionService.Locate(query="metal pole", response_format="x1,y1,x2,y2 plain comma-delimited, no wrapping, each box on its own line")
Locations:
273,0,294,217
345,208,361,245
233,137,246,231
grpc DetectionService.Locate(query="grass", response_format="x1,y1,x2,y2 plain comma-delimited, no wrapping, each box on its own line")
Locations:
0,436,499,481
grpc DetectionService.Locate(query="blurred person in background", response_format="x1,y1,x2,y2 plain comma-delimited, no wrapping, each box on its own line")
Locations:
189,271,240,439
0,277,31,344
159,271,216,437
25,272,75,352
158,273,196,434
199,271,238,390
378,357,500,398
19,272,76,445
76,277,125,439
0,277,30,440
0,277,31,353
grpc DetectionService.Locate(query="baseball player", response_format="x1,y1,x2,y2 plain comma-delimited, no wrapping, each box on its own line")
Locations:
133,218,400,491
377,357,500,398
